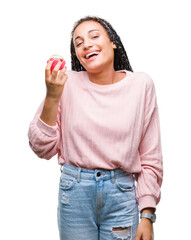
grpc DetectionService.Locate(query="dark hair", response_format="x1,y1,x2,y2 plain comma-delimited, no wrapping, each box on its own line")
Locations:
70,16,133,72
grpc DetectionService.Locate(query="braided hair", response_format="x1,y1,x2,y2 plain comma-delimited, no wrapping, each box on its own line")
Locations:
70,16,133,72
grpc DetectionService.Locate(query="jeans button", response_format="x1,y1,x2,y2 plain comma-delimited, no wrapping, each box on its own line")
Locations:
97,172,101,177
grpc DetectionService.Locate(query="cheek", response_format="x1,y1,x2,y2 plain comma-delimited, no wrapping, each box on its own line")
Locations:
104,46,114,59
75,49,82,62
102,40,114,55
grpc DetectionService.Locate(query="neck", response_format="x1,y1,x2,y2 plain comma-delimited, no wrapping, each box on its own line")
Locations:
88,68,117,85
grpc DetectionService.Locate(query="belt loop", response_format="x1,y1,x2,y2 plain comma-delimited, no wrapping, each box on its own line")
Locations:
60,165,63,173
77,168,81,183
111,170,115,183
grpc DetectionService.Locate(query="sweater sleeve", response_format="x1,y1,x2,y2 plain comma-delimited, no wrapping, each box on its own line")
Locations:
28,100,61,160
136,76,163,212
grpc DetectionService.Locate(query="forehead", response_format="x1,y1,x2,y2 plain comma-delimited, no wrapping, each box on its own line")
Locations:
73,21,108,39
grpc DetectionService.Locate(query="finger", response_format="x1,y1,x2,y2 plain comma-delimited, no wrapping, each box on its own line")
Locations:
45,59,54,79
57,67,68,83
53,60,63,71
59,65,67,75
51,61,63,79
61,73,68,85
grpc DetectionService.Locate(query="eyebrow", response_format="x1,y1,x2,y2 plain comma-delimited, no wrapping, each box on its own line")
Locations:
74,29,100,42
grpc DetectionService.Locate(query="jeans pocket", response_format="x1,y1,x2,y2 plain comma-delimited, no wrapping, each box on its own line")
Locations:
59,173,76,191
114,173,135,192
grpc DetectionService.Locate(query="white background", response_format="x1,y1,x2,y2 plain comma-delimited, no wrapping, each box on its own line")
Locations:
0,0,190,239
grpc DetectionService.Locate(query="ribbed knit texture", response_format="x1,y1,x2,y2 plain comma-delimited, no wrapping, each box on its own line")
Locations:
28,70,163,212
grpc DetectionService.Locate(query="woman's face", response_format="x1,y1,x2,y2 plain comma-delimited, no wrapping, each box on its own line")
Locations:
73,21,116,73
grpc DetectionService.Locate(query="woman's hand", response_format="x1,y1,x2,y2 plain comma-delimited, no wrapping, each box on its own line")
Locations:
40,57,68,126
45,58,68,102
135,218,154,240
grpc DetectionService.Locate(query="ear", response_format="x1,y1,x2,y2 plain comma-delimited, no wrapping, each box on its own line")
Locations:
112,42,117,49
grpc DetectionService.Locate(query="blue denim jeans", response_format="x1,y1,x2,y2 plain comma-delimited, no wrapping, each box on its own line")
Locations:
57,163,139,240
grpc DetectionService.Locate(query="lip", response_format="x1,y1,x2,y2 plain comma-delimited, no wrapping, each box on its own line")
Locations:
84,54,99,62
84,50,100,59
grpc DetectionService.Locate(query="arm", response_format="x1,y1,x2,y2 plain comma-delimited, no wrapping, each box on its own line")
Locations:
28,59,68,159
135,77,163,239
136,106,163,211
28,99,61,159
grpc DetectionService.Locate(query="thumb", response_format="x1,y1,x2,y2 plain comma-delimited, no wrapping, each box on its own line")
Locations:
135,231,142,240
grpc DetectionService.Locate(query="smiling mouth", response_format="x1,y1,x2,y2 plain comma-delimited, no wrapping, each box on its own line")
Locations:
85,51,100,59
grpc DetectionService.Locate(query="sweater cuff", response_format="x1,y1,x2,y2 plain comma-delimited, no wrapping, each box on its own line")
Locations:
37,117,58,137
137,195,157,213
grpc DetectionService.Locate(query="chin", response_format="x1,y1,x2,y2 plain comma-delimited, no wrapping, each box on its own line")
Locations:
82,64,103,74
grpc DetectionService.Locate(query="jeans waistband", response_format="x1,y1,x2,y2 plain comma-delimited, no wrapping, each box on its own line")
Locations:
60,163,133,183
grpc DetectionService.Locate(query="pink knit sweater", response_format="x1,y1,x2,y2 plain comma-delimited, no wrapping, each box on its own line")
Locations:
28,70,163,212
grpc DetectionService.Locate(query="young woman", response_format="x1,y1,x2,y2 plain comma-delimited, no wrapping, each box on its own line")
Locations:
28,16,163,240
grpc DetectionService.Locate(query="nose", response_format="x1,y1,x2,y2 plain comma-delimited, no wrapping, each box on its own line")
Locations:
83,38,93,49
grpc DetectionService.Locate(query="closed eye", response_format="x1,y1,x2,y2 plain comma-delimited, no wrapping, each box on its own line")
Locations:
75,35,99,47
76,42,82,47
92,35,99,39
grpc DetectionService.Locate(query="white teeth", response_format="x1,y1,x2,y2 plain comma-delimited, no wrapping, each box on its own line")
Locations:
86,51,99,59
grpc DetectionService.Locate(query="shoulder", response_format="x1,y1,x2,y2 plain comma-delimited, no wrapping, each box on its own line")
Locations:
131,71,154,87
127,71,155,94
